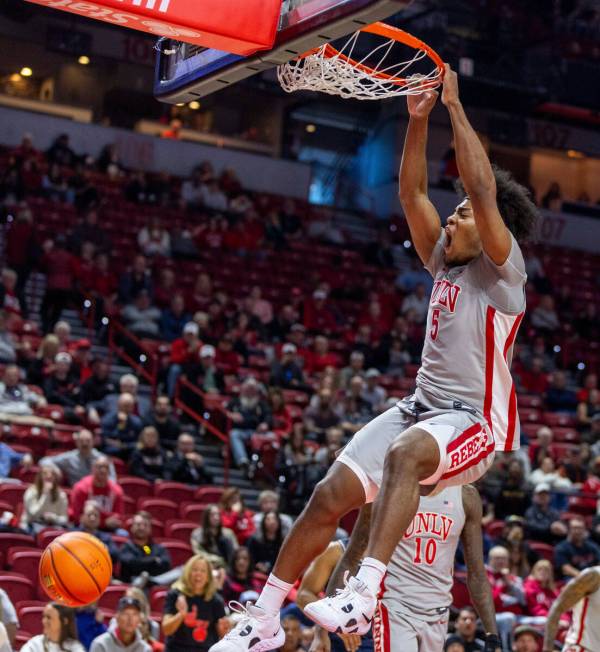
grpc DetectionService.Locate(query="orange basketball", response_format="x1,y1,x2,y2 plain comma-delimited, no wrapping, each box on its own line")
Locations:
39,531,113,607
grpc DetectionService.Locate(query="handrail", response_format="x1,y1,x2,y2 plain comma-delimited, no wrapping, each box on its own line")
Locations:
107,320,159,390
175,376,230,486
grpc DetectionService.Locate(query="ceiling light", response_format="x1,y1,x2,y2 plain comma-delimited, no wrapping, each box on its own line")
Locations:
189,101,201,110
9,73,21,82
78,55,90,65
175,103,185,107
20,67,32,77
306,124,317,133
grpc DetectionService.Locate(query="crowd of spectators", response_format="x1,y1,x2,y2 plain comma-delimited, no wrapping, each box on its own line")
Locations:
0,129,599,652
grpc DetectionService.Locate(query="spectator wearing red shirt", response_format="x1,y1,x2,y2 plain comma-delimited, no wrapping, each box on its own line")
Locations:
193,217,227,252
70,455,125,531
579,456,600,512
167,321,201,397
215,334,240,375
304,335,340,376
219,488,256,545
577,372,598,403
40,235,77,333
5,204,37,312
186,273,213,314
241,210,265,253
523,560,560,618
517,357,549,395
154,268,177,309
303,289,338,334
74,241,97,295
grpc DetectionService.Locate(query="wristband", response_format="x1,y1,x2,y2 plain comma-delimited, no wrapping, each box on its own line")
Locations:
484,633,502,651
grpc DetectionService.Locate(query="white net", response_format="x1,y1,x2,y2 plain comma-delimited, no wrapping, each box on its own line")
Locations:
277,29,442,100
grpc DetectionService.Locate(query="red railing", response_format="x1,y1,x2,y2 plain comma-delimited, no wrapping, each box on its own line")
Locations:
107,320,160,389
175,377,231,486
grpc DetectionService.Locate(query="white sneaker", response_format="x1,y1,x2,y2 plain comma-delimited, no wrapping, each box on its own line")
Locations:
209,602,285,652
304,574,375,635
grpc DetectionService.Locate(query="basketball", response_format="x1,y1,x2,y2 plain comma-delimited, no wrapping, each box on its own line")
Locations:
39,532,113,607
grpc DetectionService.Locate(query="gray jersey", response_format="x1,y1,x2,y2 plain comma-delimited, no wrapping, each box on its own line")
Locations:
381,486,464,618
564,567,600,652
414,230,526,452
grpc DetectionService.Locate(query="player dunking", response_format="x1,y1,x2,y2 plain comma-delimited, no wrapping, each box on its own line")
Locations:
309,485,501,652
543,567,600,652
211,64,538,652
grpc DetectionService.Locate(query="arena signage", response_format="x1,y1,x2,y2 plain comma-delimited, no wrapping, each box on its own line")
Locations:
25,0,282,54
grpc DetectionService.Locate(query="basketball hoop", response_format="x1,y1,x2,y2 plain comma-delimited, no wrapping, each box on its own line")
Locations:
277,23,444,100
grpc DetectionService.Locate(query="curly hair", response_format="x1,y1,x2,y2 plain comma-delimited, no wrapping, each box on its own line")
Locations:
456,165,539,243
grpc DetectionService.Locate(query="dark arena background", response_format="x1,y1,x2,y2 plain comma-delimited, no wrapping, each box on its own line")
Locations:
0,1,599,651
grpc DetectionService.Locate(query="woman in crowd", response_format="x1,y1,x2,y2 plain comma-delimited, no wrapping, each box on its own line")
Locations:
129,426,169,482
27,334,60,385
523,560,560,620
190,504,238,565
20,461,69,533
21,603,84,652
495,517,539,578
218,488,255,545
247,511,284,574
162,554,228,652
269,388,292,440
222,547,262,604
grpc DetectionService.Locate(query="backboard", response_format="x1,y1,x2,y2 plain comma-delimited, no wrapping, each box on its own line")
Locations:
154,0,410,103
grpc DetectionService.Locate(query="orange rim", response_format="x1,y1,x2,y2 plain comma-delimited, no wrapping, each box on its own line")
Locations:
298,22,444,87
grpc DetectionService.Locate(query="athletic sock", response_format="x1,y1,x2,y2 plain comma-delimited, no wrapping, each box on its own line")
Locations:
255,574,294,615
355,557,387,594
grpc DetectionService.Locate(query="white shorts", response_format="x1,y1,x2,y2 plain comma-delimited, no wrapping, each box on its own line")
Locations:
374,601,449,652
337,400,495,502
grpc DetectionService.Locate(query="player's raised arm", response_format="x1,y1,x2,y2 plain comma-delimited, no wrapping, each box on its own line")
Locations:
399,89,442,265
543,568,600,652
441,64,512,265
460,485,502,652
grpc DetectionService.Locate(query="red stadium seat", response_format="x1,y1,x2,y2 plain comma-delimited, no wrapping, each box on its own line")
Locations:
150,587,168,613
137,498,178,523
552,427,579,443
180,503,206,521
111,457,128,477
451,572,471,609
0,574,34,603
118,477,153,502
543,412,576,428
17,606,44,636
164,520,197,543
519,407,542,423
0,483,27,506
7,549,42,584
154,482,196,503
98,585,130,610
194,486,224,505
485,520,505,539
123,495,137,515
154,540,193,567
15,630,33,650
0,534,35,560
528,542,554,562
35,528,65,549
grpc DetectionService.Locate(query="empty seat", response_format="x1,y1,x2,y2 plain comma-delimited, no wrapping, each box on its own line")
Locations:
154,482,196,503
137,498,178,523
155,540,193,567
17,606,44,636
0,534,35,560
0,574,34,603
7,549,42,584
150,587,168,613
119,477,153,502
180,503,206,521
164,521,197,544
194,487,224,505
528,542,554,562
0,483,27,506
98,585,130,611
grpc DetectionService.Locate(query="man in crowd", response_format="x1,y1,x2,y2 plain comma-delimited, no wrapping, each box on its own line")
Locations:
226,378,272,471
102,374,151,420
70,456,124,531
119,511,171,583
554,517,600,579
166,321,201,397
487,546,525,648
101,392,143,459
524,483,567,544
75,500,120,562
90,596,151,652
41,428,116,486
80,358,116,406
0,364,46,416
269,343,306,391
511,626,541,652
451,607,486,652
144,395,181,450
165,432,213,485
